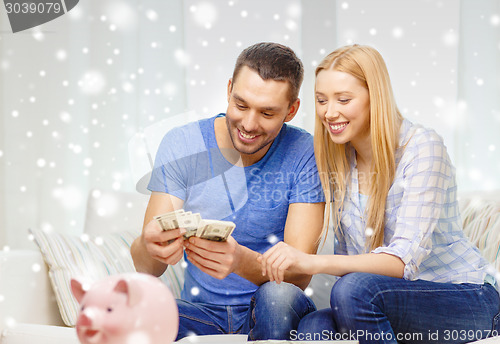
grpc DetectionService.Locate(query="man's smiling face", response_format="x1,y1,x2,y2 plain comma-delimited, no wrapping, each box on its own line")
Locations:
225,66,299,165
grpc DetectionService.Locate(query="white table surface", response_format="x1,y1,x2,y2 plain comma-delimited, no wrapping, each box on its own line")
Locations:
176,334,357,343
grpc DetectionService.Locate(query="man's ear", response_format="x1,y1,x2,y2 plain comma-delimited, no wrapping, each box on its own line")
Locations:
285,98,300,122
227,78,233,103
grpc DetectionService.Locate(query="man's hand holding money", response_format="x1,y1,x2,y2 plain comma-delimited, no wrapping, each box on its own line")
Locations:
153,209,239,279
154,210,236,242
141,218,185,266
184,235,242,280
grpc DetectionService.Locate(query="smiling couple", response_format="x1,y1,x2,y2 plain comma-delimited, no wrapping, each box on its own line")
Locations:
131,42,499,344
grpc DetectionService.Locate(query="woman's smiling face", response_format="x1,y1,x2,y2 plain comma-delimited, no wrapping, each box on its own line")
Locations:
315,69,371,148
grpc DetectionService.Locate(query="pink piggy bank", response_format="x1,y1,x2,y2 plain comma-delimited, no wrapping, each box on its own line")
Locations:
70,273,178,344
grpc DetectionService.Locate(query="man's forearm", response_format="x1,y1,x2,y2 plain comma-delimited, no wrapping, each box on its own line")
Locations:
234,245,312,289
283,271,312,290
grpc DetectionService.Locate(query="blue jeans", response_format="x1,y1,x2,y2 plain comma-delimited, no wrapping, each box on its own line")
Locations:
176,281,316,341
297,273,500,344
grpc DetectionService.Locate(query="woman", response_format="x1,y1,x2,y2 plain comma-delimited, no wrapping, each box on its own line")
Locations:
259,45,499,343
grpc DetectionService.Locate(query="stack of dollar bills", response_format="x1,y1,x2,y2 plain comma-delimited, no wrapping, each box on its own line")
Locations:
155,209,236,242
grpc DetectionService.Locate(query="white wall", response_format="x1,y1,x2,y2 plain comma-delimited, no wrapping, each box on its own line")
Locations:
1,0,499,249
0,0,187,247
456,0,500,191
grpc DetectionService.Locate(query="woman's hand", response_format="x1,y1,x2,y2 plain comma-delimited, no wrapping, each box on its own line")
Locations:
258,241,311,284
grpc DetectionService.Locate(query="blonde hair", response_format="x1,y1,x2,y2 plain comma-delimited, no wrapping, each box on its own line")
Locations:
314,45,403,250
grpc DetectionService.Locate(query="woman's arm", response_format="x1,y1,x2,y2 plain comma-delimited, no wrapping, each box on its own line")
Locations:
311,252,404,278
260,242,404,283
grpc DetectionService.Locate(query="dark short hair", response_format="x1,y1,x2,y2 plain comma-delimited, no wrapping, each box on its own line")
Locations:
232,42,304,106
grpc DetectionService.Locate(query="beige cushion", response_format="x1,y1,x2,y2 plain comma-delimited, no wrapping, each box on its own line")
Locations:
460,197,500,270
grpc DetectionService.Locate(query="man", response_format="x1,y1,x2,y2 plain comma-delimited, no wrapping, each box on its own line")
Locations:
131,42,325,341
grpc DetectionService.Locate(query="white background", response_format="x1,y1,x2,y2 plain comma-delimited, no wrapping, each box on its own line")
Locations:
0,0,499,248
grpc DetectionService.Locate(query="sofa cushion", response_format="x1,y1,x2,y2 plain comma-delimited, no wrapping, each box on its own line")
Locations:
460,197,500,272
29,228,184,327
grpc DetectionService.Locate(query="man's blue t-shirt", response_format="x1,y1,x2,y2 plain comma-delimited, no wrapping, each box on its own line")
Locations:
148,114,324,306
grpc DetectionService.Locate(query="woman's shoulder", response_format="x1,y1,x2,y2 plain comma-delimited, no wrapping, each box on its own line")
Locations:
397,119,452,165
399,119,445,147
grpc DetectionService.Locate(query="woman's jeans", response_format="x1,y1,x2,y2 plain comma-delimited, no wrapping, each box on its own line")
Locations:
175,281,316,341
297,273,500,344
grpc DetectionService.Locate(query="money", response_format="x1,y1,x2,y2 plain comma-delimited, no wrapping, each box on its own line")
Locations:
197,219,236,242
155,209,187,230
155,209,235,242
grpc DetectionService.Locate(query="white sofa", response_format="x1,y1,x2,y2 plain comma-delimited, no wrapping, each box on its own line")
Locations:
1,189,500,344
